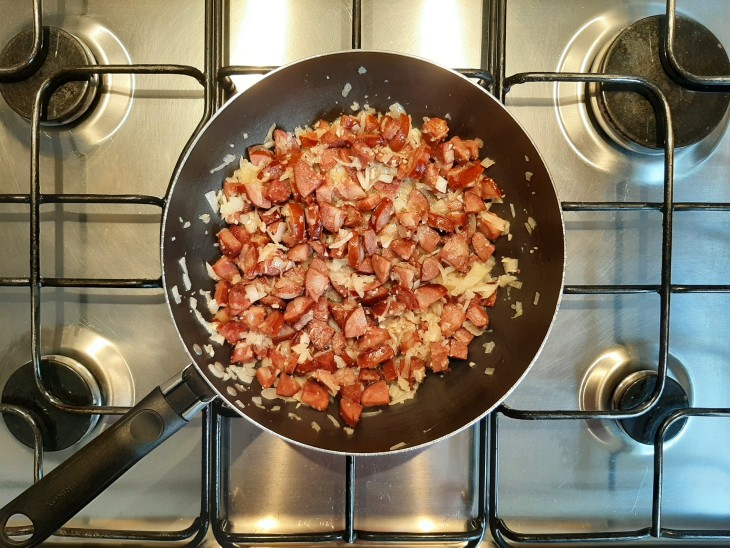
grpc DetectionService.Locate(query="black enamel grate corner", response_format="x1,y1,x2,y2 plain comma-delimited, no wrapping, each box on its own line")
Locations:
1,0,729,545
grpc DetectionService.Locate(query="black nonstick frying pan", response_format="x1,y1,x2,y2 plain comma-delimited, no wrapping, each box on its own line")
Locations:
0,50,564,547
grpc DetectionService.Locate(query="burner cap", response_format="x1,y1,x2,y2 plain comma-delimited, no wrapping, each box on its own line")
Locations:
595,15,730,149
613,371,688,445
1,356,102,451
0,27,99,125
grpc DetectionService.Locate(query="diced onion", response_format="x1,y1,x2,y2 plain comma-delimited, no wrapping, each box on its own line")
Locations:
205,262,220,281
204,190,219,213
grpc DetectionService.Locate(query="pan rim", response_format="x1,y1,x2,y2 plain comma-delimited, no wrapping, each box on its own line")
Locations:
160,48,566,455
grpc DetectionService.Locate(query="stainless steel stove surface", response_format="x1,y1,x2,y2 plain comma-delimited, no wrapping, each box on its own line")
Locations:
0,1,728,546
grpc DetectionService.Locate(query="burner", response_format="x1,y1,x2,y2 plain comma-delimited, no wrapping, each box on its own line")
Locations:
612,371,688,445
593,15,730,150
1,355,102,451
580,345,693,453
0,27,100,126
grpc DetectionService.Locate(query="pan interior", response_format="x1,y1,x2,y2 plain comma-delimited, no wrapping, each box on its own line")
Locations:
162,51,564,454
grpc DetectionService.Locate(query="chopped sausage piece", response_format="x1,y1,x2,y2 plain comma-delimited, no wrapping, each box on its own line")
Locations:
448,339,469,360
339,397,363,427
466,301,490,328
319,148,341,171
274,129,299,156
453,327,475,345
212,255,241,284
241,305,266,329
391,238,416,260
256,366,278,388
344,306,368,338
287,242,311,263
427,212,456,233
351,140,375,165
340,383,363,404
362,229,378,255
276,374,301,397
242,181,272,209
382,359,398,382
439,232,470,272
359,369,384,384
433,142,455,167
340,174,368,201
358,327,392,352
355,193,382,211
217,228,243,257
480,176,503,200
358,256,374,274
447,162,485,190
422,163,440,189
357,344,395,369
258,311,284,337
319,202,346,233
271,267,305,299
392,264,416,289
283,296,315,323
388,114,410,152
227,285,251,316
429,341,450,372
416,225,441,252
361,380,391,407
294,158,323,197
283,202,307,245
440,303,466,337
305,267,330,301
421,256,441,282
421,117,449,144
232,341,255,363
407,188,430,222
308,319,336,350
471,232,495,261
310,353,336,375
301,380,330,411
371,254,393,285
248,145,274,167
265,178,292,204
214,280,230,305
343,204,364,228
463,189,486,213
393,285,419,310
370,198,394,233
304,203,322,239
450,136,471,163
414,284,448,311
463,139,482,159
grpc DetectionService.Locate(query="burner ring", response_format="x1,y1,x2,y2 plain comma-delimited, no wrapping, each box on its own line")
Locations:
579,345,693,454
0,26,100,126
1,355,103,452
593,15,730,150
612,371,689,445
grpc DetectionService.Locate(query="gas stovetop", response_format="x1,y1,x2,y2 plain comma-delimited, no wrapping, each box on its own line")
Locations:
1,1,729,546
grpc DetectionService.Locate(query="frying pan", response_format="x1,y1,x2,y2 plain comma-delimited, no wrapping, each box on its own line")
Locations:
0,50,564,546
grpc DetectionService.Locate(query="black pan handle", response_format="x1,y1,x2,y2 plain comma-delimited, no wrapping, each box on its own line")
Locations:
0,366,215,547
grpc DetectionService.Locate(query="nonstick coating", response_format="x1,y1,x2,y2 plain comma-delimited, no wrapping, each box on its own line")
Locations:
162,51,565,454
